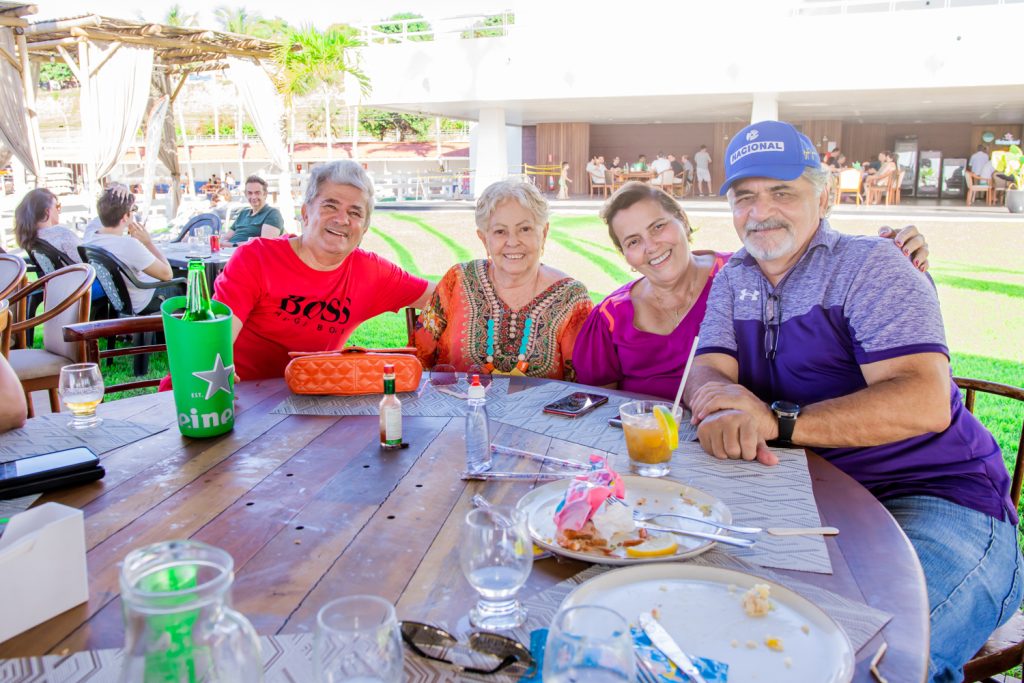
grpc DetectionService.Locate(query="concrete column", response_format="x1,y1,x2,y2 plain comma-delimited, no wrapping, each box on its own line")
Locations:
472,107,508,198
750,92,779,123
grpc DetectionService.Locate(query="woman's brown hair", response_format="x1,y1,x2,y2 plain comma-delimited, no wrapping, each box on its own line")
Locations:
600,181,692,250
13,188,57,250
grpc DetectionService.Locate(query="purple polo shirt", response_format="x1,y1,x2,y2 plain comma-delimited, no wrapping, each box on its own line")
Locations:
696,221,1016,524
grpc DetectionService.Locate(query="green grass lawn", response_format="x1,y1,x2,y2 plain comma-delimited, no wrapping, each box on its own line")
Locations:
89,209,1023,528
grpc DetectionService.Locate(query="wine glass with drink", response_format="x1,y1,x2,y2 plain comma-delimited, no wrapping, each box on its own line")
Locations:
459,505,533,630
59,363,104,429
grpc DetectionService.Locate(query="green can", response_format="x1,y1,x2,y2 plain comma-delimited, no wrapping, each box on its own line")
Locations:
161,296,235,438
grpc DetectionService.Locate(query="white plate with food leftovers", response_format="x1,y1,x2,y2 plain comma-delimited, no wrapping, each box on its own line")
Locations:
560,563,855,683
516,473,733,565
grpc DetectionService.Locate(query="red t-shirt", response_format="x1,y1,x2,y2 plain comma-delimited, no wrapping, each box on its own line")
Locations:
214,236,428,380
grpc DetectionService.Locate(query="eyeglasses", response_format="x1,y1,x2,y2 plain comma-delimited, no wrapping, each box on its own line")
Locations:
763,292,781,361
399,621,534,675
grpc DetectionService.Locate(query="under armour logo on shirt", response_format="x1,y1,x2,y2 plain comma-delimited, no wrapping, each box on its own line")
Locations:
739,289,760,301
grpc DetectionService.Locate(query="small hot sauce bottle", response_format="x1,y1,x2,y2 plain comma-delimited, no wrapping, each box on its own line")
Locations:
379,363,403,450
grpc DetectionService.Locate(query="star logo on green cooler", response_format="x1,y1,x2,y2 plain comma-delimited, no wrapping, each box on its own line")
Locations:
192,354,235,400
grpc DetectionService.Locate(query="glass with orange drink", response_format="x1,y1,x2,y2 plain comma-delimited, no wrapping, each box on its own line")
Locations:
619,400,681,477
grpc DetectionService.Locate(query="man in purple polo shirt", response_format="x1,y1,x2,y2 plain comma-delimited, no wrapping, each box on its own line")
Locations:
684,119,1022,682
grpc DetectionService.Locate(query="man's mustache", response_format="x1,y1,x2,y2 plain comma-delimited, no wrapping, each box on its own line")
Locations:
744,218,791,233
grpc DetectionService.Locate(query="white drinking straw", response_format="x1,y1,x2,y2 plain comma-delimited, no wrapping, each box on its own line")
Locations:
671,335,699,417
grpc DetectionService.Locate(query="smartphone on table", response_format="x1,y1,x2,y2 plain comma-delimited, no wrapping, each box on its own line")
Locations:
542,392,609,418
0,446,105,500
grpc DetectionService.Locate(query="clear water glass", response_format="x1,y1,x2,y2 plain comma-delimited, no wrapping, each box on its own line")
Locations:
459,506,533,630
542,605,635,683
58,363,104,429
315,595,404,683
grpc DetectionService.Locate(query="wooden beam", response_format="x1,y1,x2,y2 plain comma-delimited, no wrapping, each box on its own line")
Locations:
70,27,275,59
88,40,121,77
56,44,81,81
169,72,189,104
0,15,28,27
0,45,19,72
1,4,38,18
24,15,100,35
25,36,78,50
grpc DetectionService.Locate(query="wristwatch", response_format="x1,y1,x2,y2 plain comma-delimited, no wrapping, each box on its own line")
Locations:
770,400,801,444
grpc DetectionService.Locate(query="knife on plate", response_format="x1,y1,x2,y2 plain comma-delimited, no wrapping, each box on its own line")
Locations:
633,520,756,548
638,611,708,683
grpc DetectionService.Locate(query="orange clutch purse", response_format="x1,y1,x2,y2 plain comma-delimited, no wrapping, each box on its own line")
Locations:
284,347,423,395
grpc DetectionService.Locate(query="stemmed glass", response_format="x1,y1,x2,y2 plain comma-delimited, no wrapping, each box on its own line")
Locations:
459,505,533,630
58,363,104,429
314,595,404,683
542,605,635,683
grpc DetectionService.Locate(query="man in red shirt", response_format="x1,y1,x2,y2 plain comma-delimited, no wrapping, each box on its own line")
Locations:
214,161,435,380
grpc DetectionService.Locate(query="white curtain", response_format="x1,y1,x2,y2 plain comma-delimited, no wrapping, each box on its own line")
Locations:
0,29,39,177
153,73,182,218
225,57,295,232
140,94,168,221
84,43,154,181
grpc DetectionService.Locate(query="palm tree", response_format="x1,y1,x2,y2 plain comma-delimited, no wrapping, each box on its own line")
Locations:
214,6,263,35
164,4,198,27
274,25,370,159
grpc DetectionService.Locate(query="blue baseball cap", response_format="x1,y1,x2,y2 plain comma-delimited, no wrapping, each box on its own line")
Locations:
719,120,820,195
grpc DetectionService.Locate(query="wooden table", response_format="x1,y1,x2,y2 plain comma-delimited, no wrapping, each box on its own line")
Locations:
0,379,928,681
618,170,656,184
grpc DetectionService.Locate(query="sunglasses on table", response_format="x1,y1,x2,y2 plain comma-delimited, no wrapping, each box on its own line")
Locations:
400,621,535,675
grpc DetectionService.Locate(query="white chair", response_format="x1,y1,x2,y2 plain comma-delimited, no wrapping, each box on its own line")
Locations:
7,264,94,417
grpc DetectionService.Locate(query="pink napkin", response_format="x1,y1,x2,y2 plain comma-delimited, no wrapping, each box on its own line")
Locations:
553,455,625,532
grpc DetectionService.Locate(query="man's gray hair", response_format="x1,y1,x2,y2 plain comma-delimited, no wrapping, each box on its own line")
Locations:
474,180,549,231
303,161,376,225
802,165,831,196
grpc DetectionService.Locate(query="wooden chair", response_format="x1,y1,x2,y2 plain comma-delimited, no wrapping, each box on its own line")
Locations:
991,178,1010,207
956,376,1024,682
888,169,906,205
589,174,610,198
0,299,12,358
864,171,897,206
966,172,992,206
834,169,862,206
63,315,166,394
78,245,184,376
405,307,419,348
6,264,94,417
0,254,27,302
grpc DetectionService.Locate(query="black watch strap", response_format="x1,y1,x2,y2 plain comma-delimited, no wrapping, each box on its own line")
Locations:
771,400,800,444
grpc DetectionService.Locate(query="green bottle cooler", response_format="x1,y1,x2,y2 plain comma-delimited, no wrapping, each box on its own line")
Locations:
161,296,235,438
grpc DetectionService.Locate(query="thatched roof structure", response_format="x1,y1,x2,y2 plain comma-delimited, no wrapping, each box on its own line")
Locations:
20,13,288,75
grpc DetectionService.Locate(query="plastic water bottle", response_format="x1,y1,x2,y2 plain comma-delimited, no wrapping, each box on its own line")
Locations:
465,374,492,474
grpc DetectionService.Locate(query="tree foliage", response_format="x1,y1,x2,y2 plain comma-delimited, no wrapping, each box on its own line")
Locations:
359,109,432,142
40,62,74,87
273,25,370,104
371,12,433,42
164,4,198,27
461,13,513,39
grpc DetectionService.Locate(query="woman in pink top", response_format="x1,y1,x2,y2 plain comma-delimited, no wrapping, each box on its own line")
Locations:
573,182,930,401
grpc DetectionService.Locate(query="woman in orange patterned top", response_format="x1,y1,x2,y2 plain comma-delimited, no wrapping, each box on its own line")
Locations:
414,180,592,380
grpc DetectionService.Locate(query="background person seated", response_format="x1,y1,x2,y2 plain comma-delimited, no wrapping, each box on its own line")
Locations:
86,186,180,314
223,175,285,245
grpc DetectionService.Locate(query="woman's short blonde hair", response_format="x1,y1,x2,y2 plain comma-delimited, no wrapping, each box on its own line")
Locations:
474,180,549,231
601,182,692,250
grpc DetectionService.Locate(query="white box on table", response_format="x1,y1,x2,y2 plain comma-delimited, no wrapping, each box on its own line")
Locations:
0,503,88,643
